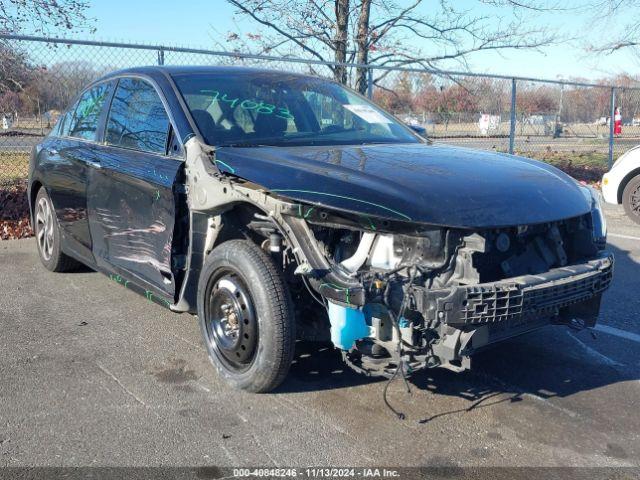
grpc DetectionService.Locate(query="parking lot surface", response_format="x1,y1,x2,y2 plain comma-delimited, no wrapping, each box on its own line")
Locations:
1,204,639,469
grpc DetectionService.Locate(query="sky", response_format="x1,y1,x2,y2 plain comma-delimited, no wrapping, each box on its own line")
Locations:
81,0,638,82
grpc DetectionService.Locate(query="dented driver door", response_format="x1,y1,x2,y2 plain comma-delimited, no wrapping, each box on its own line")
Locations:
87,77,183,298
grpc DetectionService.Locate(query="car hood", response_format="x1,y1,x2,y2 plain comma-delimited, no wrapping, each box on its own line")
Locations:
214,143,591,228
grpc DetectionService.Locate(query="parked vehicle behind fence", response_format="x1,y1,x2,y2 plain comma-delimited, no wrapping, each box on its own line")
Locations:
602,146,640,224
29,66,613,392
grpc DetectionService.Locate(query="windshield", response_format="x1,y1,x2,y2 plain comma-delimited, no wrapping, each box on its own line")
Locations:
172,71,420,147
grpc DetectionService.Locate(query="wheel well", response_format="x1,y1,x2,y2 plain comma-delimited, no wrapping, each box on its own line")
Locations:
211,202,270,251
618,168,640,204
29,181,43,223
172,202,273,313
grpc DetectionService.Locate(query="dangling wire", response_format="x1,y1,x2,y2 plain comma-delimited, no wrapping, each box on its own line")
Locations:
383,357,406,420
301,274,327,308
382,266,417,420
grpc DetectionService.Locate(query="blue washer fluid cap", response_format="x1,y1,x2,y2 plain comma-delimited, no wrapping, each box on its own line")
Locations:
327,301,370,350
398,317,410,328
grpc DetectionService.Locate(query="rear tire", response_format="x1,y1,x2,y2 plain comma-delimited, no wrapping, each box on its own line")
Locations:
622,175,640,225
197,239,295,393
34,188,80,272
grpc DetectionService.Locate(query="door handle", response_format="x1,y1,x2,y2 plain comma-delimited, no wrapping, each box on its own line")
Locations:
86,160,102,169
47,148,58,155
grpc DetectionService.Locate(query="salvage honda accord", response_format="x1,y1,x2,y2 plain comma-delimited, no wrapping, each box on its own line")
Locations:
29,66,613,392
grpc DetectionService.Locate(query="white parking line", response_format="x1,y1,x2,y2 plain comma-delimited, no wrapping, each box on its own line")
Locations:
567,331,624,366
608,233,640,242
594,324,640,344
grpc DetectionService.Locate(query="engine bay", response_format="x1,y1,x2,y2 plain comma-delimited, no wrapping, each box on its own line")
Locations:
282,210,611,377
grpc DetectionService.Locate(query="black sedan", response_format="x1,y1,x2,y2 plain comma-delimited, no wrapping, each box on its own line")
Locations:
29,66,612,392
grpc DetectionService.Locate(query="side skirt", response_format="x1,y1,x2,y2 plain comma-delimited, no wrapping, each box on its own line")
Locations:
100,266,175,311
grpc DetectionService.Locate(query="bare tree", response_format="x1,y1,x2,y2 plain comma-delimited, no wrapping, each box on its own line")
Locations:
587,1,640,54
223,0,559,94
0,1,94,108
0,43,31,93
0,0,93,36
31,61,108,113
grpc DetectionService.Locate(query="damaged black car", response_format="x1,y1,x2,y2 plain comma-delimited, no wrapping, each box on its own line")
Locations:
29,66,613,392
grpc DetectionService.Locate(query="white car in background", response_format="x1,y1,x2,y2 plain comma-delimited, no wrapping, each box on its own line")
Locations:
602,146,640,224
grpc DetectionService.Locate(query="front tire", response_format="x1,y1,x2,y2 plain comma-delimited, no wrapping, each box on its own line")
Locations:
622,175,640,225
197,240,295,393
34,188,79,272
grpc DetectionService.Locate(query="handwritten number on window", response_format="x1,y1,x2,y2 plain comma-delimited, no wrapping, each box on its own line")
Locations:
206,90,293,120
275,108,294,120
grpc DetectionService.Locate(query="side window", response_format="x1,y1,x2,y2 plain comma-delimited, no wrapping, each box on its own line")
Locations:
66,83,112,140
50,111,67,137
60,111,74,137
106,78,170,154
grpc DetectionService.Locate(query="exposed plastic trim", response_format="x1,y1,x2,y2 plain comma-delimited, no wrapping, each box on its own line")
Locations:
340,232,376,274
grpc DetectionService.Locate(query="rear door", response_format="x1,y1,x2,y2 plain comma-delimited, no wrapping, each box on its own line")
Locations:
87,76,184,297
45,81,113,264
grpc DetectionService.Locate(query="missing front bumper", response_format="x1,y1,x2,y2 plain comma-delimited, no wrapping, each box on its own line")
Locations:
413,252,614,328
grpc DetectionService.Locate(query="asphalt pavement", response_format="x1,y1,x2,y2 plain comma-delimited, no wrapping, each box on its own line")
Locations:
0,204,639,470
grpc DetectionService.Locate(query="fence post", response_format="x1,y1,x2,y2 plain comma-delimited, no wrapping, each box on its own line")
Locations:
367,67,373,99
509,78,516,154
608,87,616,169
157,47,165,66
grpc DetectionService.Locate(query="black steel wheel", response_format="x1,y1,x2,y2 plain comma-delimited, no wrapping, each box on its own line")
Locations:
205,273,259,371
623,175,640,225
197,239,295,393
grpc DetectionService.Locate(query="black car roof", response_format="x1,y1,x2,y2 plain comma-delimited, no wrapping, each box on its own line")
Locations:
97,65,315,82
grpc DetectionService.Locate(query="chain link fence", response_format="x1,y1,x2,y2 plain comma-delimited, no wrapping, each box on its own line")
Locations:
2,34,640,188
